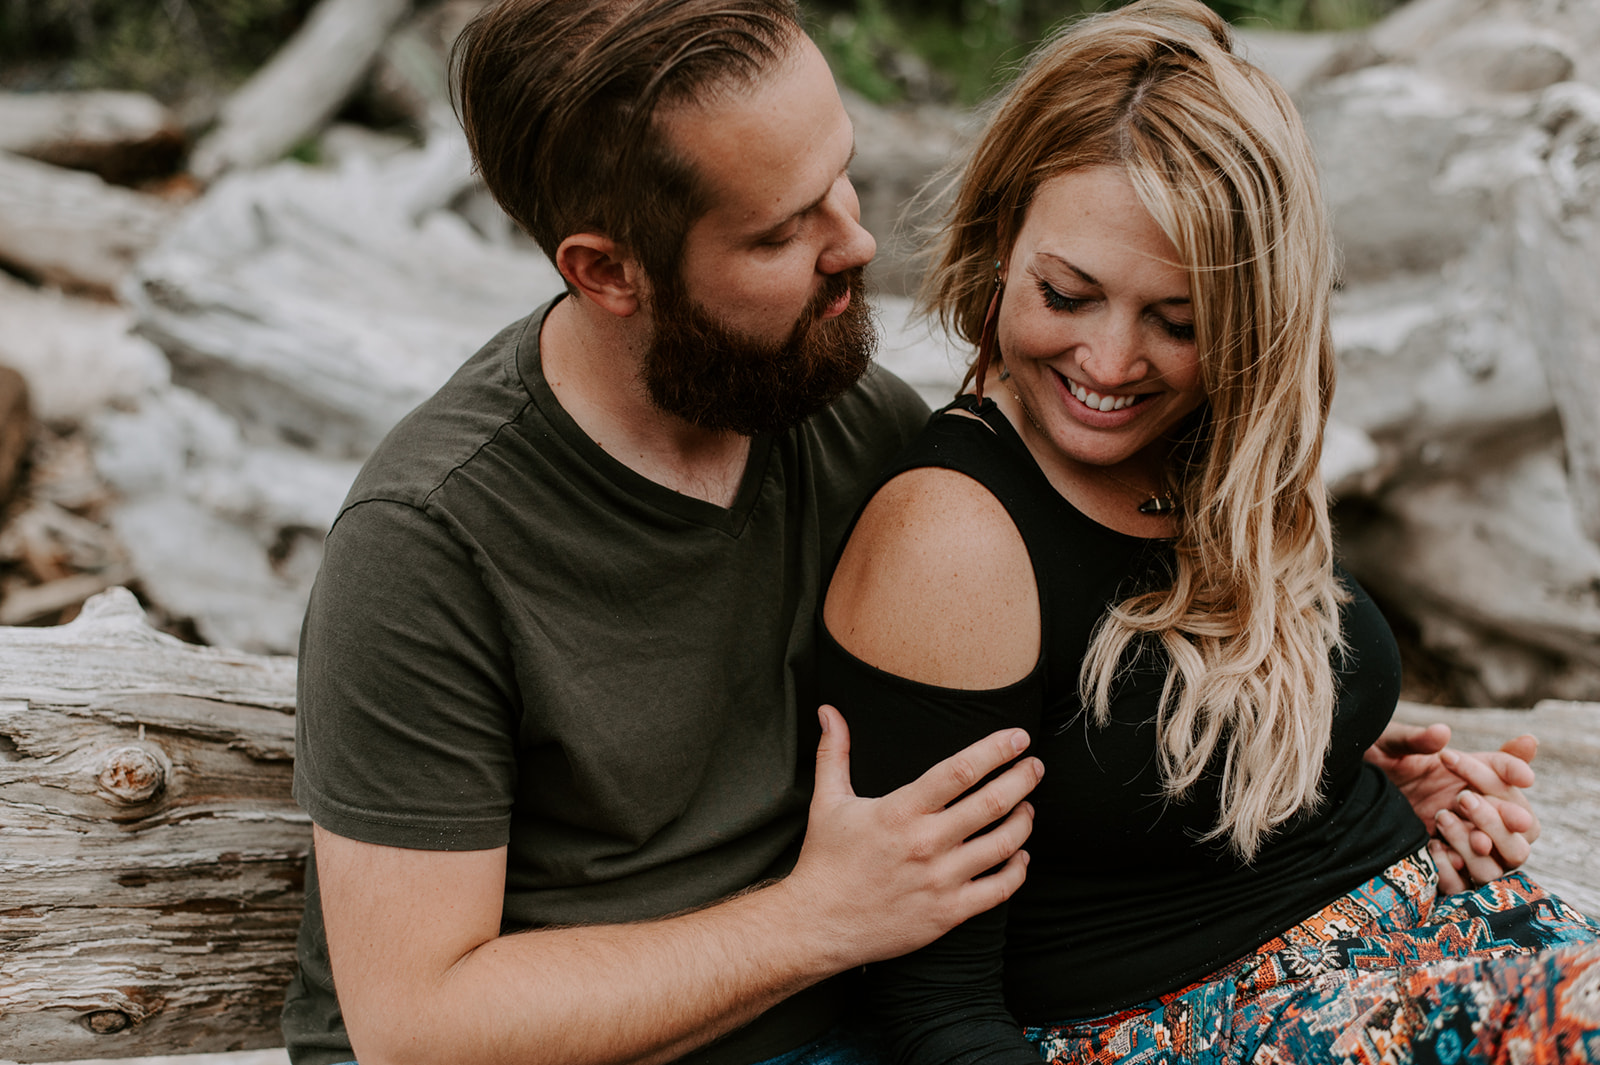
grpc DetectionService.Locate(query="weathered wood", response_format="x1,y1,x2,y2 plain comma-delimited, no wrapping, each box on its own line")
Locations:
0,365,30,514
1394,699,1600,918
0,91,183,186
0,152,178,297
190,0,415,181
0,589,303,1062
1514,84,1600,547
0,272,170,428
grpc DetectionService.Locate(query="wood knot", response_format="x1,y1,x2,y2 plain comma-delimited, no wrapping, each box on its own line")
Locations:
85,1009,131,1033
97,745,167,804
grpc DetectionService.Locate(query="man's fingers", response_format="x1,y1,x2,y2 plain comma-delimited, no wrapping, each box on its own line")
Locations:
1441,748,1533,796
903,729,1037,815
1372,721,1449,758
811,705,856,803
948,800,1035,883
937,754,1044,849
1500,733,1538,765
953,848,1030,918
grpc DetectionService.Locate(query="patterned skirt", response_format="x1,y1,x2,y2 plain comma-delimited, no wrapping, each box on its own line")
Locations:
1023,849,1600,1064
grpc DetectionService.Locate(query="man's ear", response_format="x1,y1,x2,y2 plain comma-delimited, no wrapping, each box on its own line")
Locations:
555,234,646,318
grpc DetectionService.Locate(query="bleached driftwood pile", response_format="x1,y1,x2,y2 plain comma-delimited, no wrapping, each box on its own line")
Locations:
1288,0,1600,707
5,0,1592,711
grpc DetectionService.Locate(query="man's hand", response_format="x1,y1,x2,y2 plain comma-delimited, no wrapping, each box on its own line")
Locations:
1365,722,1540,892
776,705,1041,969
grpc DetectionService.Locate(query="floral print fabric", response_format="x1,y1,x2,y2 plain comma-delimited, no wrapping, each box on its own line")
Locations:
1025,850,1600,1064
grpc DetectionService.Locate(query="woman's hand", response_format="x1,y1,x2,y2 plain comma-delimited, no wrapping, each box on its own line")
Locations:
1364,723,1540,892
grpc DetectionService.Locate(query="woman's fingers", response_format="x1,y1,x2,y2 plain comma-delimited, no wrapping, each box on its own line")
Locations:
1429,838,1469,895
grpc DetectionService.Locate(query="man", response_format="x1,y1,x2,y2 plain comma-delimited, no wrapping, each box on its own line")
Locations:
282,2,1041,1063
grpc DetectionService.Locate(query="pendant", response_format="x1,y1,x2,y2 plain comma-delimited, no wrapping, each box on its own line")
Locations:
1138,494,1178,516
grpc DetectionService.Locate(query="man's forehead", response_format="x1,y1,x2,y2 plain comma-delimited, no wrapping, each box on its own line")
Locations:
658,40,854,235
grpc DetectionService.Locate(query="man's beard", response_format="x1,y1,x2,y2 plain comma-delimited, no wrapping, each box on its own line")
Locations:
641,266,876,437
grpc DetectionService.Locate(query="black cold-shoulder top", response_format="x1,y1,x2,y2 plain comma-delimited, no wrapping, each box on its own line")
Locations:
817,397,1428,1065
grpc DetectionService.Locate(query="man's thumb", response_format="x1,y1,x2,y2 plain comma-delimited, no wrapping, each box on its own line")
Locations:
813,705,856,801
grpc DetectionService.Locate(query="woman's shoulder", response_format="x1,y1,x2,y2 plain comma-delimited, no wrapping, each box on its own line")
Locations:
822,463,1040,690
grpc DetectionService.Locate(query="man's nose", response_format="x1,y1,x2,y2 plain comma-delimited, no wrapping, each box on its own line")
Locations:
819,176,876,274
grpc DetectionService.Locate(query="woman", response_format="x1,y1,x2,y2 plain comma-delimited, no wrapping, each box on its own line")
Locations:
818,1,1600,1061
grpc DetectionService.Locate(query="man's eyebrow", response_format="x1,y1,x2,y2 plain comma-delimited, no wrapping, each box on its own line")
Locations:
754,142,858,238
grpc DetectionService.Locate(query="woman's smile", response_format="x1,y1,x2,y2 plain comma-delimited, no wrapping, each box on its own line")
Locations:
995,166,1204,474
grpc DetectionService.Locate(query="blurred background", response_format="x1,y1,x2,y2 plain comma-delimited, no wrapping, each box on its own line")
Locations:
0,0,1597,712
0,0,1399,106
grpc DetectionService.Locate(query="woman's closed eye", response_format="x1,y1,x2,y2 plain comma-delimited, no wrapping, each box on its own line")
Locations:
1155,315,1195,342
1037,278,1093,313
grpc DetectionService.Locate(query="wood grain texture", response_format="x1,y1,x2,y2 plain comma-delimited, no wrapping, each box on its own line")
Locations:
0,589,303,1062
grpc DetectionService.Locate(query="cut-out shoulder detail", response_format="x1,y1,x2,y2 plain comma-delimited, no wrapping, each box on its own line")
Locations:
823,466,1040,690
941,405,995,431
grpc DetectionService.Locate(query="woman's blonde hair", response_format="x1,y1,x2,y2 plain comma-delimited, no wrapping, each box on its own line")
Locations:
923,0,1344,860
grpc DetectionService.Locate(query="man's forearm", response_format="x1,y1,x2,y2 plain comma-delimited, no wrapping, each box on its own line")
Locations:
356,881,841,1065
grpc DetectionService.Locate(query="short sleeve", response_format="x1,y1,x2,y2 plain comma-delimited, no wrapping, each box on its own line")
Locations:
293,499,521,851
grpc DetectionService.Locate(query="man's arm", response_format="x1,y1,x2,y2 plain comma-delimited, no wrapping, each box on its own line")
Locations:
320,708,1041,1065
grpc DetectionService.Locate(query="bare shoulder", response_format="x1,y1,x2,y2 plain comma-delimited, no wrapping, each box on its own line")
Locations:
823,466,1039,690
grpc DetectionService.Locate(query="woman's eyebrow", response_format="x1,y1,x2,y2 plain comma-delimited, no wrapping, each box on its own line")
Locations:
1036,252,1191,305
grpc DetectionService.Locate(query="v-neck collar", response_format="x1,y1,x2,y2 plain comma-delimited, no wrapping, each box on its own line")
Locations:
515,299,775,537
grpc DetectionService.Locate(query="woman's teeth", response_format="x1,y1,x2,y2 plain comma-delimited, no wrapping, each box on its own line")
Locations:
1070,382,1139,412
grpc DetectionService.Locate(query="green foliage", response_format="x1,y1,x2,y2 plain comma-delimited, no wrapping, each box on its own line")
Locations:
0,0,318,100
807,0,1401,106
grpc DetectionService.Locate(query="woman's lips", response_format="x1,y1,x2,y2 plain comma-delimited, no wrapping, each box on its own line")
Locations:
1052,369,1152,426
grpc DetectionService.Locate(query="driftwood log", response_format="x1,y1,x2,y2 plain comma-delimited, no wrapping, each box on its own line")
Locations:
0,587,1594,1061
190,0,416,182
0,91,183,187
0,589,302,1062
0,152,178,297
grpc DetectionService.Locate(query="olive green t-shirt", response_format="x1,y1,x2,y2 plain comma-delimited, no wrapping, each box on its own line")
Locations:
283,300,931,1064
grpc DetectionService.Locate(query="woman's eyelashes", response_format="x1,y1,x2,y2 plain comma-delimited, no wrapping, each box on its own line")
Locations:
1161,318,1196,342
1036,279,1195,342
1036,278,1090,313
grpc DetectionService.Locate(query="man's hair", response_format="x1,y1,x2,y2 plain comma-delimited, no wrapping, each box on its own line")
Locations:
452,0,803,287
924,0,1344,861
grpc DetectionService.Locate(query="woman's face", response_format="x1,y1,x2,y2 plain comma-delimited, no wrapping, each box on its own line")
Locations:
996,166,1205,472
